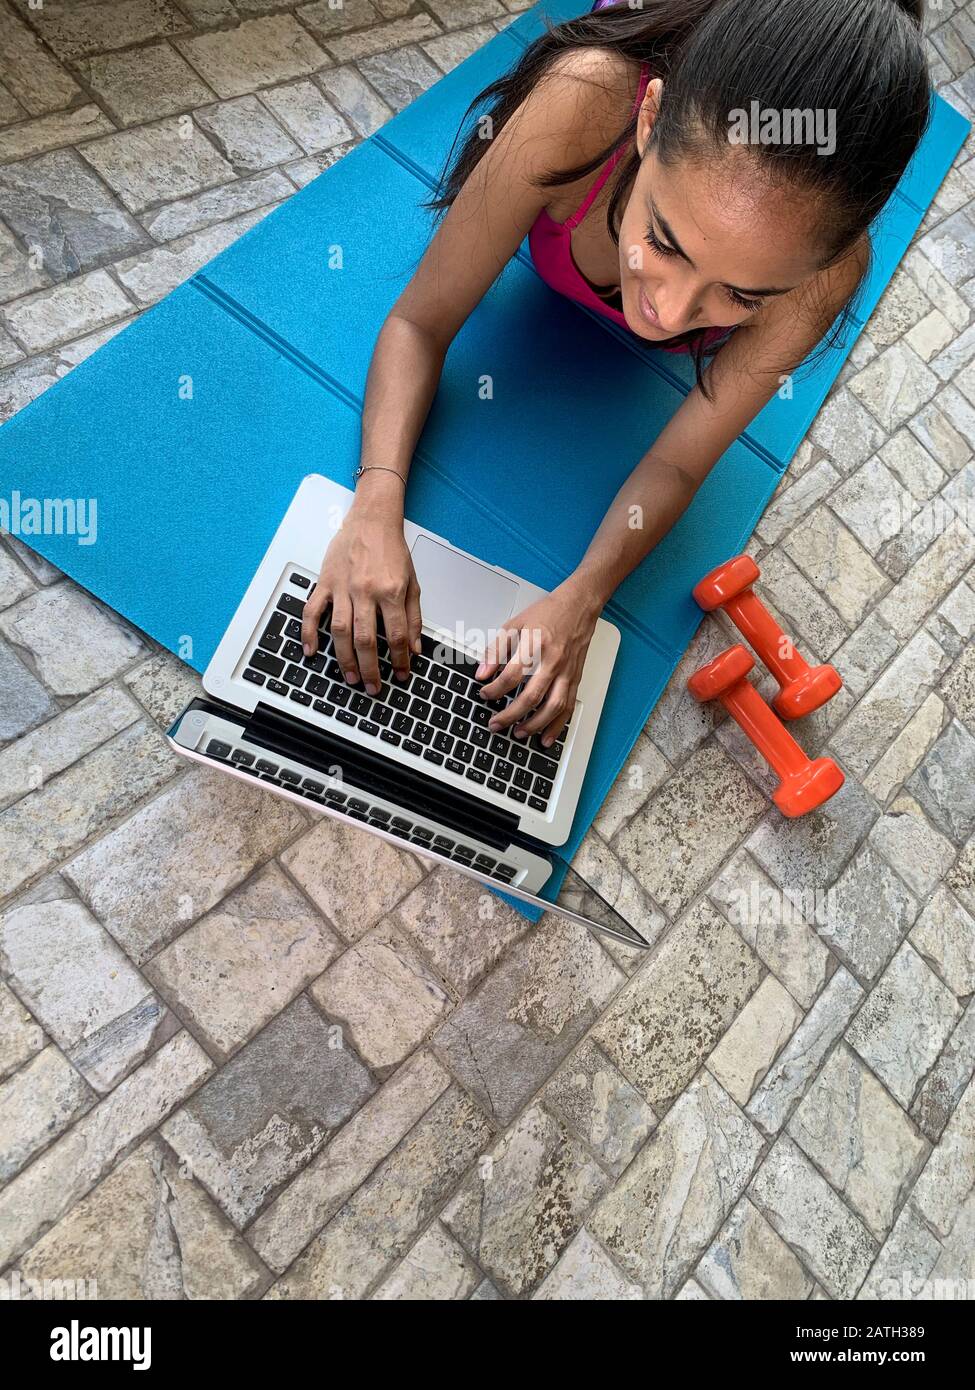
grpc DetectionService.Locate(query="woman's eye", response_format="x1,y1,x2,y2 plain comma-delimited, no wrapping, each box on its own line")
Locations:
645,224,677,257
726,287,763,313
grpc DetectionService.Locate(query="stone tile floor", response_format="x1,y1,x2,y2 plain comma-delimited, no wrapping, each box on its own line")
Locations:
0,0,974,1301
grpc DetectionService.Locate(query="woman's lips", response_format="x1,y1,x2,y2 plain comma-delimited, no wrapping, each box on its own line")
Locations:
638,286,660,325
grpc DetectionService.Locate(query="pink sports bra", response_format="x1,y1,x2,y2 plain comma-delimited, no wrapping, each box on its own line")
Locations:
527,59,734,357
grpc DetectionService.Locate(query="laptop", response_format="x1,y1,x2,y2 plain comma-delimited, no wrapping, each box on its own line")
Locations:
167,474,651,950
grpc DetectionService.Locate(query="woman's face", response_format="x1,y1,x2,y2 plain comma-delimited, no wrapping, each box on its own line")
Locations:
615,78,826,342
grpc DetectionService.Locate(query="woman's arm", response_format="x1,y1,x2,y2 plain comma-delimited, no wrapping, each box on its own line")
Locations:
563,242,870,613
302,52,623,689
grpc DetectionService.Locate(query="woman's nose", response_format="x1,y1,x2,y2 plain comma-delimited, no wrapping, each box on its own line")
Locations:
653,277,701,335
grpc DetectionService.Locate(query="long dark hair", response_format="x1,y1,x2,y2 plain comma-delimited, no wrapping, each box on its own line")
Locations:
426,0,930,392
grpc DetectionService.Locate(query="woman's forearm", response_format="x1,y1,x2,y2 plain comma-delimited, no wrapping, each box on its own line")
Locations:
354,312,447,519
565,452,702,611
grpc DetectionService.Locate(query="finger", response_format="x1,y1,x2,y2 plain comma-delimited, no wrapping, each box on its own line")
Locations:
383,594,413,682
513,677,571,739
488,665,551,731
329,593,358,683
352,596,381,693
474,624,516,685
301,585,331,657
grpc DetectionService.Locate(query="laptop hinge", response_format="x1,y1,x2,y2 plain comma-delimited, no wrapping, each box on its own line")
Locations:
241,700,522,853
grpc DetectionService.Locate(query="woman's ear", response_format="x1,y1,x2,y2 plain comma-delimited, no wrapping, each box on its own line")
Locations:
637,77,664,157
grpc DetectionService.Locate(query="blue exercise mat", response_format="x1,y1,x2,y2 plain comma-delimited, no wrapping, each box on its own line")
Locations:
0,0,968,923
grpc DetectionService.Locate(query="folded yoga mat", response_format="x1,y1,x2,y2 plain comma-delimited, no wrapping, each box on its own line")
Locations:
0,1,968,922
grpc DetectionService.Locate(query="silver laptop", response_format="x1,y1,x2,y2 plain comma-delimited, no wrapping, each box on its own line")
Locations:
167,474,651,950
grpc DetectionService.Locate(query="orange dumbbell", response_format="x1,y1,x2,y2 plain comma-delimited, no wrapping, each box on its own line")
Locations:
688,645,844,817
693,554,841,719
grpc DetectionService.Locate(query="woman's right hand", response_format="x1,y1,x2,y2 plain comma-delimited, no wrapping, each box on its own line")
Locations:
300,492,422,694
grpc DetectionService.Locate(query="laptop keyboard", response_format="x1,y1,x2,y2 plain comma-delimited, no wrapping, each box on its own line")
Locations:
203,735,519,884
239,571,570,816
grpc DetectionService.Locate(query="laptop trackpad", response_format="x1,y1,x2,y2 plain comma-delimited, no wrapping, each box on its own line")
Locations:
410,535,519,644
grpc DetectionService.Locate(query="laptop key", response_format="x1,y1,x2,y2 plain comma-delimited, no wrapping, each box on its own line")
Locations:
487,777,507,794
388,687,409,710
429,708,450,730
325,789,347,802
469,726,489,749
433,835,455,850
249,649,285,677
206,739,232,759
380,730,401,746
329,683,350,706
243,668,266,686
258,631,283,654
302,778,325,793
255,759,279,775
428,663,448,687
268,678,289,696
348,798,369,812
412,678,432,701
423,749,444,766
290,690,311,705
391,815,412,829
231,750,255,766
284,664,307,688
433,731,453,754
445,757,465,775
412,826,433,840
278,768,300,784
453,844,475,859
409,698,431,721
474,750,493,773
448,673,468,695
495,760,514,782
474,854,496,869
450,717,471,739
528,795,547,811
413,723,434,746
470,705,491,727
490,735,509,757
432,687,451,708
336,710,356,726
411,655,429,675
466,768,485,785
508,741,529,766
285,619,302,640
276,593,305,618
403,738,422,756
496,863,517,880
290,572,310,588
529,752,559,780
348,810,369,822
392,712,412,735
372,702,393,726
507,786,527,803
370,808,391,822
514,767,533,790
454,742,474,764
349,693,371,714
306,675,330,697
313,699,336,718
358,719,379,736
326,660,344,681
452,696,472,718
303,652,326,673
534,776,554,798
282,640,303,663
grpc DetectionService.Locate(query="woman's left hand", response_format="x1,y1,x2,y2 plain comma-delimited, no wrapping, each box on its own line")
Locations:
474,577,603,747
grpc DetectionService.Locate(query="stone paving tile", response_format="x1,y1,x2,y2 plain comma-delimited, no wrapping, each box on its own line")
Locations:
0,268,132,352
63,765,307,963
122,650,201,729
849,341,940,433
248,1048,450,1273
0,318,134,421
113,207,271,302
78,41,216,127
820,843,920,983
643,619,729,764
433,913,623,1124
809,386,888,474
0,105,116,164
910,386,974,473
591,730,670,840
175,15,330,99
147,863,342,1061
588,1071,763,1299
0,150,151,282
706,975,803,1109
309,920,453,1070
0,222,50,302
745,778,876,896
875,515,975,640
281,815,424,942
858,1198,945,1301
0,638,57,741
80,118,235,214
869,793,959,899
0,896,176,1092
533,1227,643,1300
879,426,947,502
0,978,44,1081
267,1082,489,1299
708,850,831,1009
0,4,80,116
443,1104,610,1297
261,78,352,152
0,544,34,608
0,583,145,696
928,580,975,662
565,829,667,951
746,967,864,1136
696,1197,815,1301
327,18,441,66
752,1139,879,1302
297,0,381,38
847,943,961,1110
0,719,181,902
161,995,376,1227
787,1043,928,1242
755,457,841,547
194,94,304,172
907,717,975,842
317,65,393,137
0,1029,212,1269
372,1220,480,1300
285,145,356,185
0,324,23,367
17,0,191,61
910,885,975,999
830,456,918,556
17,1138,266,1299
0,1044,93,1181
424,22,501,71
613,742,766,919
593,899,762,1110
919,205,975,284
0,81,24,125
141,168,292,241
911,999,975,1142
948,833,975,914
751,547,847,658
782,505,888,627
862,691,946,806
543,1039,657,1176
909,1073,975,1241
0,686,140,811
387,865,529,995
